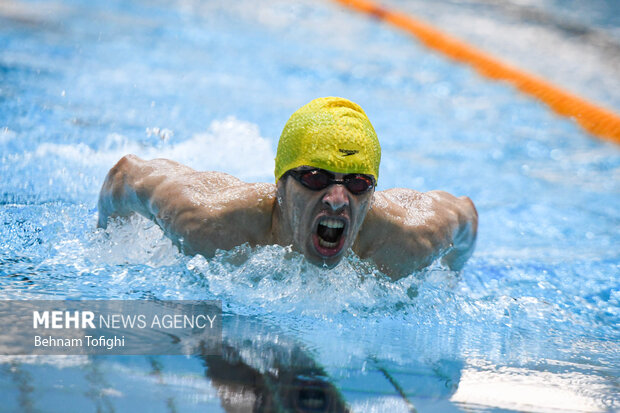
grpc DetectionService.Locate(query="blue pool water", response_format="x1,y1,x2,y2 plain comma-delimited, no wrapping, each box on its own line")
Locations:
1,0,619,411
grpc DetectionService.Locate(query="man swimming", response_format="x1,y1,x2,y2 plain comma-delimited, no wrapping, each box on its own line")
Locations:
97,97,477,279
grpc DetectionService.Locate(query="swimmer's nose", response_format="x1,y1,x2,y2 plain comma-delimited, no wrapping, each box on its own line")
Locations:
322,185,349,211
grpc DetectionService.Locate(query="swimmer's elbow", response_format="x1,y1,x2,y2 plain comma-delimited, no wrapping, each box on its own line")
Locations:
97,154,144,228
113,154,141,171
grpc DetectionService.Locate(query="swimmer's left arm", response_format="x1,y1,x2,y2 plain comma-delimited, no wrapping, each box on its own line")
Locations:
354,189,478,279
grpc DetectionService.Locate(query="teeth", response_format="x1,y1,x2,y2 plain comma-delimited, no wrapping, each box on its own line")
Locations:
319,238,338,248
301,397,324,409
319,218,344,229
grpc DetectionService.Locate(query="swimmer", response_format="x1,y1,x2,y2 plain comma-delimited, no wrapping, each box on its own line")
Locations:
97,97,477,279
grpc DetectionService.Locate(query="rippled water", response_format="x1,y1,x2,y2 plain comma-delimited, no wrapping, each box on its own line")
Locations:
1,0,619,411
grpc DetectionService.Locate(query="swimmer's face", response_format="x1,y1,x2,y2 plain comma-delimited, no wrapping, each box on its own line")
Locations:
277,167,375,268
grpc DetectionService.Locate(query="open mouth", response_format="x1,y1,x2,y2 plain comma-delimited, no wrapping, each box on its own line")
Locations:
312,217,347,257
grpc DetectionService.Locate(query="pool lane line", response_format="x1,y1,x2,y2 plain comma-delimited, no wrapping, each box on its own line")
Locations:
377,366,418,412
369,356,418,412
332,0,620,145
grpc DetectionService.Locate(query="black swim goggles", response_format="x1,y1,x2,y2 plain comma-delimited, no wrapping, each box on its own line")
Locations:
284,168,375,195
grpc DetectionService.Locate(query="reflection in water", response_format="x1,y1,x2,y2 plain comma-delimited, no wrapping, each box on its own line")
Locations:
204,315,349,412
204,345,348,412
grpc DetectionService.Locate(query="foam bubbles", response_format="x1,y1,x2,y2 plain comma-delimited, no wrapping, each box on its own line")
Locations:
1,117,275,204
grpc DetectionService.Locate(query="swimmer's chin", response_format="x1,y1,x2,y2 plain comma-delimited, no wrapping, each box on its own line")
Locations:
305,254,344,269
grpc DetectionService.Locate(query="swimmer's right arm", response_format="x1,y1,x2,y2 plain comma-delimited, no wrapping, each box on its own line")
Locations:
96,155,204,236
97,155,276,256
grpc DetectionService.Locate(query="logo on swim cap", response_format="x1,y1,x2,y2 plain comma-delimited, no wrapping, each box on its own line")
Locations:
274,97,381,182
339,149,359,156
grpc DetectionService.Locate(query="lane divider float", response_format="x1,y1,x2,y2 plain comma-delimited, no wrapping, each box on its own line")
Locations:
333,0,620,144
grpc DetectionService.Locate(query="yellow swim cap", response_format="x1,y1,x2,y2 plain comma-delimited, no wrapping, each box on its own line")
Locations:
274,97,381,182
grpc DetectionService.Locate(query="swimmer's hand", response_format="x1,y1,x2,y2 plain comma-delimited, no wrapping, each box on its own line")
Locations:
353,189,478,279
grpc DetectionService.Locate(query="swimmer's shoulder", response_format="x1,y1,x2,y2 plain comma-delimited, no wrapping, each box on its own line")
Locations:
369,188,433,224
168,172,276,231
135,158,275,208
354,188,434,277
153,170,276,254
371,188,475,222
356,188,434,254
121,155,276,226
190,172,276,210
356,188,477,278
